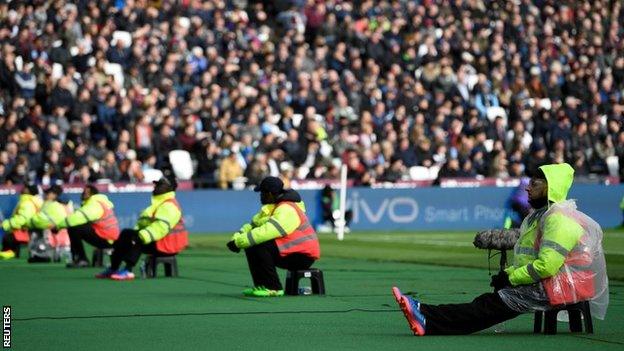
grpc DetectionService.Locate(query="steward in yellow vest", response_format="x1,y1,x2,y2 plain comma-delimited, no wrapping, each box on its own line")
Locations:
26,185,71,262
227,176,320,297
101,171,188,281
55,185,120,268
392,163,608,336
29,185,68,232
0,184,42,260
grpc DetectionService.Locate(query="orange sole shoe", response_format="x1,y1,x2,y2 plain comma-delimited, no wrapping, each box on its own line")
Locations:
392,287,425,336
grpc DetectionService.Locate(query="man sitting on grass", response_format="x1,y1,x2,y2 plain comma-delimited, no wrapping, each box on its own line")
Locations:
393,163,609,335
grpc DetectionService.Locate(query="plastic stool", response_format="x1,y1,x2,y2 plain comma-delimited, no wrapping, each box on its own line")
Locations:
534,301,593,334
285,269,325,295
91,248,113,267
144,255,178,278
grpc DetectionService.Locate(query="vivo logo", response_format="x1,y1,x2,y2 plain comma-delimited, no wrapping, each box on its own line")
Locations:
350,192,419,223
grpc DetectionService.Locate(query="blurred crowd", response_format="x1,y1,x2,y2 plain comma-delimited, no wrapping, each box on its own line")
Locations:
0,0,623,189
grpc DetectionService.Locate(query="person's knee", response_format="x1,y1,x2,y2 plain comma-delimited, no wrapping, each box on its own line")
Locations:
247,240,277,253
243,245,257,257
119,229,138,239
114,229,134,244
67,226,79,238
120,228,136,235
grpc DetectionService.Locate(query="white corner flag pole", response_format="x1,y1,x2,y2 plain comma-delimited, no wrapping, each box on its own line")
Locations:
336,164,348,241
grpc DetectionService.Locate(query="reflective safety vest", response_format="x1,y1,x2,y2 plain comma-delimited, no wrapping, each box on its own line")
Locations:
273,202,320,259
536,214,595,306
153,199,188,254
49,204,72,248
91,200,120,241
12,228,31,243
13,198,42,243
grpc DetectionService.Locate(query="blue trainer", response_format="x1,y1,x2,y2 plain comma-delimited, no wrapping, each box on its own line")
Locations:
111,269,136,281
95,267,116,279
392,287,426,336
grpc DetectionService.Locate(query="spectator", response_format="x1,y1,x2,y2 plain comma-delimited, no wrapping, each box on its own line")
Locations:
474,82,500,119
382,157,406,183
0,0,621,188
88,138,108,161
26,139,43,173
218,150,243,189
434,158,462,185
152,124,178,167
101,151,121,182
14,63,36,99
120,159,144,183
396,138,418,168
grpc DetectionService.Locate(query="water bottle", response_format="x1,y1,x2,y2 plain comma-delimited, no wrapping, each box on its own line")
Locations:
140,262,147,279
60,246,72,264
298,287,312,295
557,310,570,322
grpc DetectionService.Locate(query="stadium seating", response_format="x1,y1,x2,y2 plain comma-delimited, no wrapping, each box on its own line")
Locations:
143,169,164,183
409,166,431,181
1,0,622,188
169,150,194,180
606,156,619,177
409,166,440,181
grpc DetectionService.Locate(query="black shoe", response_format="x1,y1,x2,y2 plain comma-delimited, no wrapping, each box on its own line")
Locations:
66,260,89,268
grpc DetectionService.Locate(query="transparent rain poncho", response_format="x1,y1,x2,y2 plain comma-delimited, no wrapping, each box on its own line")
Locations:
499,200,609,320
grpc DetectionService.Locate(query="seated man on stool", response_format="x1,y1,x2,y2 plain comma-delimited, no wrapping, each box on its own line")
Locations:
28,185,70,262
227,176,321,297
55,185,120,268
100,171,188,280
0,184,42,260
392,163,609,336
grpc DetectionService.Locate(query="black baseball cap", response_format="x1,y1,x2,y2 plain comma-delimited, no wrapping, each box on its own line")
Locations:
24,184,39,195
44,185,63,195
153,169,178,190
254,176,284,194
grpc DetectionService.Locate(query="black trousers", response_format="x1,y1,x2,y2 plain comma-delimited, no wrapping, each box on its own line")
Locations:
2,232,20,253
110,229,168,271
420,292,521,335
68,224,112,262
244,240,315,291
323,209,353,227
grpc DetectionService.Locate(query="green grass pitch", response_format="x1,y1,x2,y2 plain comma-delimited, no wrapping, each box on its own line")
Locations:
2,230,624,350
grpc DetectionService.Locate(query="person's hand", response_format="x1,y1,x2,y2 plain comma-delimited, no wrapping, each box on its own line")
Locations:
490,271,511,291
226,240,240,253
232,232,252,249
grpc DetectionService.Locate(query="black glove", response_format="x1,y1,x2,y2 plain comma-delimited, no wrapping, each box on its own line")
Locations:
490,271,511,291
227,240,240,253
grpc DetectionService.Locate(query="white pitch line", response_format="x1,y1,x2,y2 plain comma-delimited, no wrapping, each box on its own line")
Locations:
349,235,624,254
604,251,624,256
351,235,474,247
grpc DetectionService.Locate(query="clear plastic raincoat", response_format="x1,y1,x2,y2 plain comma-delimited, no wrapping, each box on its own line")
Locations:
498,164,609,320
